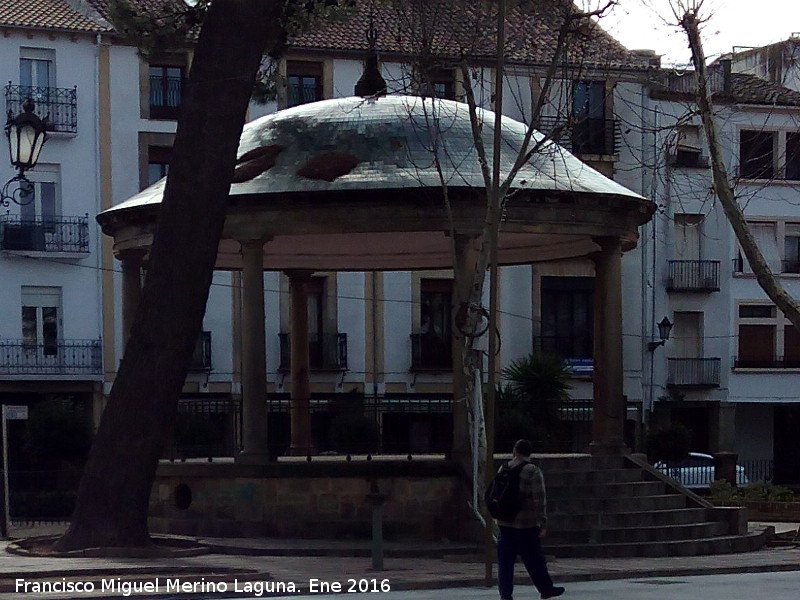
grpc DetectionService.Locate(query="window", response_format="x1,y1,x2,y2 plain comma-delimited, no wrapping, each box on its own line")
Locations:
539,276,593,362
419,69,456,100
286,61,322,107
673,125,707,168
149,64,184,119
736,303,800,368
739,130,775,179
735,220,800,275
787,132,800,180
21,286,61,356
784,223,800,273
572,81,607,154
736,221,779,273
19,168,59,225
671,312,703,358
673,214,703,260
20,47,55,99
413,279,452,370
147,146,172,187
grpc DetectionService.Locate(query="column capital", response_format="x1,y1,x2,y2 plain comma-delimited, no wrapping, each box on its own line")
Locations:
591,235,623,255
117,248,148,264
238,237,272,253
284,269,316,281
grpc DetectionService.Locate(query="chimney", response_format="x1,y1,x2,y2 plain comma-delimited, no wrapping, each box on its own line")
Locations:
720,58,732,95
631,49,661,68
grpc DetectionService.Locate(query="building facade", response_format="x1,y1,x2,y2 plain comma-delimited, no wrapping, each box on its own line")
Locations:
3,1,799,487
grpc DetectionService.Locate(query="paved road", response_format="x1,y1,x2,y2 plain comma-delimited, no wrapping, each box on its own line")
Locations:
280,571,800,600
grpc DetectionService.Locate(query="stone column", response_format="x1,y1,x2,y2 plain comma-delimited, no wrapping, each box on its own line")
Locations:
451,233,480,465
287,269,315,456
590,237,628,455
237,239,270,463
120,249,145,347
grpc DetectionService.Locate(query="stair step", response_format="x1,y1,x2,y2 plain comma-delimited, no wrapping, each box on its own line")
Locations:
548,507,711,529
549,480,666,498
498,454,626,472
549,493,687,514
544,531,767,558
546,468,644,486
546,521,730,544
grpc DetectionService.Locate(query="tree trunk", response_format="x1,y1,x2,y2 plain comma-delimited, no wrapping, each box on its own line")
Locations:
682,11,800,331
54,0,283,552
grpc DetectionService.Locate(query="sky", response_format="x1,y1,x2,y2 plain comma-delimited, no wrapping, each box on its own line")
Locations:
599,0,800,66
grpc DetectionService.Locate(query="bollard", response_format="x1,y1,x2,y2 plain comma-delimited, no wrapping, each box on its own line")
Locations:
366,480,388,571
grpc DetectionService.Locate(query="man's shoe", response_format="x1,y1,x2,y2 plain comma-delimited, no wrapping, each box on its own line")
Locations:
541,587,565,599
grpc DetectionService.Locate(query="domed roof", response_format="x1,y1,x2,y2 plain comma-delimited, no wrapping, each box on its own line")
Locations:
104,95,644,215
100,95,654,271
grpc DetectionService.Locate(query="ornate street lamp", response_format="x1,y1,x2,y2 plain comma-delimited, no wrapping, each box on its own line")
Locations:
647,316,674,351
2,98,48,207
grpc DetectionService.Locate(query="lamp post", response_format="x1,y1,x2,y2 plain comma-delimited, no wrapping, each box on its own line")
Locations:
1,98,48,207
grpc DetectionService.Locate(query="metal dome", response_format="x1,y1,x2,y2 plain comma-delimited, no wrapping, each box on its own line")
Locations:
98,95,654,271
105,95,643,212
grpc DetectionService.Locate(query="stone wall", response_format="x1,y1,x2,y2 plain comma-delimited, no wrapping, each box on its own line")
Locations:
148,459,476,540
744,501,800,522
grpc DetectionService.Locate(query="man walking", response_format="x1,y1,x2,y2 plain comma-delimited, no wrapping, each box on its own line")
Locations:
495,439,564,600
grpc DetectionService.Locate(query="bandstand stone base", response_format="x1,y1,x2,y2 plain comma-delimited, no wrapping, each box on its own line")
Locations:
148,457,475,541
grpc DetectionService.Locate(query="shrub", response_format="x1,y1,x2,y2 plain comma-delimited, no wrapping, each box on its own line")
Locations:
709,479,797,506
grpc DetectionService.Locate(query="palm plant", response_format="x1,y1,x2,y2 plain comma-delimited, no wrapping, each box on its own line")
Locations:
496,352,573,452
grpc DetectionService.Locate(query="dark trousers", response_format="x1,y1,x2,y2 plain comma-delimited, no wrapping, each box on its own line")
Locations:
497,525,554,599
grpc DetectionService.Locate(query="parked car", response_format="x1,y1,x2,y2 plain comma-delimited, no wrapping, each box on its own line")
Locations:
654,452,749,489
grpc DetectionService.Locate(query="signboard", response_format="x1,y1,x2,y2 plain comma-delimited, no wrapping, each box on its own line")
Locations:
3,405,28,420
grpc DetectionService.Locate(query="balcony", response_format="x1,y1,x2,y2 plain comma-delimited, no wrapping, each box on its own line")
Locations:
410,333,452,372
537,116,619,156
0,339,102,376
278,333,347,372
5,84,77,134
0,216,89,255
188,331,212,371
734,356,800,369
667,260,720,292
667,357,721,388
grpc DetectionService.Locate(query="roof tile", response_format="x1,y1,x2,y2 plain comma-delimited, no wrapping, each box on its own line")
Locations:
0,0,110,32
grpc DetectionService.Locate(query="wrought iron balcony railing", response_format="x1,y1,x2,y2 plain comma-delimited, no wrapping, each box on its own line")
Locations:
536,116,619,156
188,331,212,371
667,357,721,388
149,74,183,119
5,84,77,134
410,333,452,371
0,215,89,254
278,333,347,371
0,339,102,376
667,260,720,292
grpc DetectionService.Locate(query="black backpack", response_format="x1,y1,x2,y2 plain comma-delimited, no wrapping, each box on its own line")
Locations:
484,462,525,521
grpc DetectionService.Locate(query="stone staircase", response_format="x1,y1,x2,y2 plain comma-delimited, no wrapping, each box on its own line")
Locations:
523,454,766,558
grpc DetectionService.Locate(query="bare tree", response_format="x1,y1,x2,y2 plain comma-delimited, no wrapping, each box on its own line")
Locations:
673,0,800,330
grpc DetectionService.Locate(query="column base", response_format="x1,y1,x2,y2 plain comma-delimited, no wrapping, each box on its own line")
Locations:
235,451,273,465
589,441,630,456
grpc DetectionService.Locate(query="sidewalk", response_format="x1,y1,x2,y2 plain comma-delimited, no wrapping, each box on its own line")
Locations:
0,522,798,599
